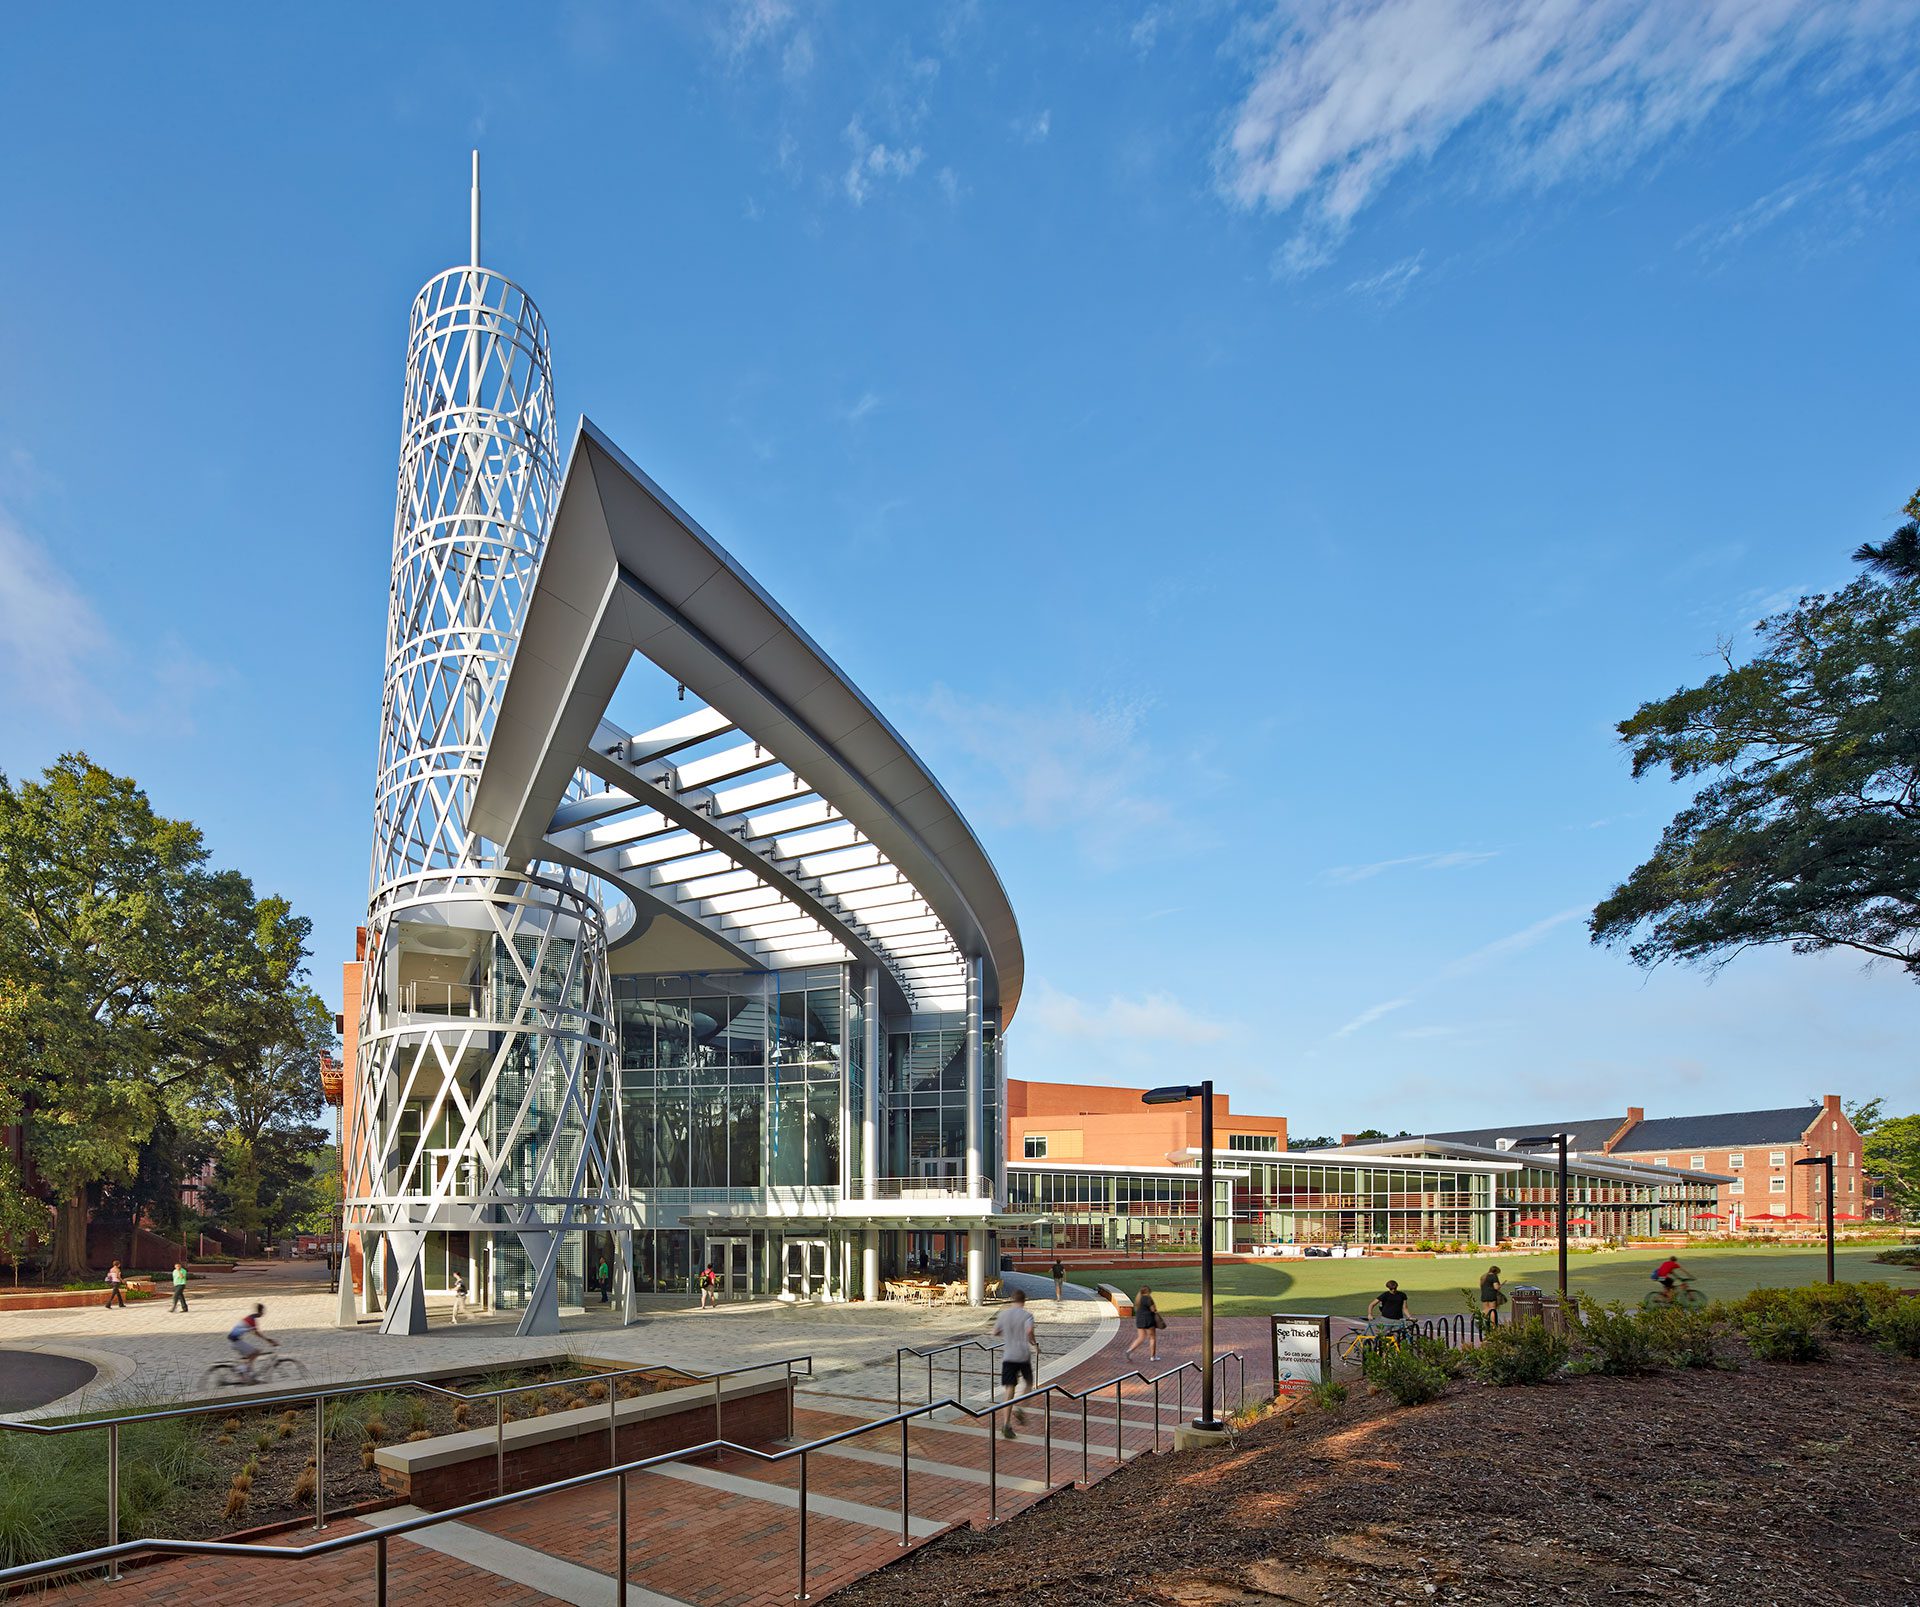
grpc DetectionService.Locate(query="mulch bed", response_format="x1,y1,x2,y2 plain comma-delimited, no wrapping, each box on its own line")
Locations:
147,1364,686,1544
830,1345,1920,1605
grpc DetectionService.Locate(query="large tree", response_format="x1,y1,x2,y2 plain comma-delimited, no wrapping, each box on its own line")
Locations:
195,986,335,1242
1592,491,1920,977
0,754,311,1275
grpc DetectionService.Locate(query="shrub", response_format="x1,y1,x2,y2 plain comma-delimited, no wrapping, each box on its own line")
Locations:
1788,1282,1899,1337
1870,1298,1920,1359
1873,1246,1920,1266
1402,1332,1467,1378
1577,1299,1661,1376
1739,1309,1827,1364
1469,1318,1569,1386
1361,1344,1447,1407
1640,1305,1725,1369
1307,1378,1349,1410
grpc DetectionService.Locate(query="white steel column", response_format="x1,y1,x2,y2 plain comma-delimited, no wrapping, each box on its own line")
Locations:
862,964,881,1303
965,955,986,1306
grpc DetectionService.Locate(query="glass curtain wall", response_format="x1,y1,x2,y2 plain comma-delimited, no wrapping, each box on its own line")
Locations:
613,966,846,1292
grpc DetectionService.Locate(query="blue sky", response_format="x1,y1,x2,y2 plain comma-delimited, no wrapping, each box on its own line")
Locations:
3,3,1919,1135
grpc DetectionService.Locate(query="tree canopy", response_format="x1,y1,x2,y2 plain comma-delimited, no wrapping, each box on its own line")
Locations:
1592,490,1920,979
0,754,321,1273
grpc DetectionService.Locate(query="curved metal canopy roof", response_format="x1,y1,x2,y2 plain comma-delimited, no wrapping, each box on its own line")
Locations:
472,420,1023,1024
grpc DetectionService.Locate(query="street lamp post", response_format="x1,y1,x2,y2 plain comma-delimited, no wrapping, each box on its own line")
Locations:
1518,1132,1571,1301
1142,1081,1221,1431
1794,1154,1836,1283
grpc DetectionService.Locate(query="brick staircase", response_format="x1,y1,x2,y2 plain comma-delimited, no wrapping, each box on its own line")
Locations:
35,1320,1275,1606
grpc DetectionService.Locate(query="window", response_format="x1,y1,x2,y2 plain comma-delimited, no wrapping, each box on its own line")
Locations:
1728,1152,1744,1169
1690,1156,1706,1170
1769,1151,1786,1167
1230,1134,1279,1153
1023,1135,1048,1160
1651,1157,1669,1166
1728,1180,1744,1196
1848,1176,1856,1194
1769,1177,1786,1194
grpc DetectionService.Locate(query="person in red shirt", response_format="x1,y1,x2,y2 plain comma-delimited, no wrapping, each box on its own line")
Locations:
1652,1256,1685,1295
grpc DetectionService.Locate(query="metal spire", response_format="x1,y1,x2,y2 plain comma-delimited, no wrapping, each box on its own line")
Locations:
469,149,481,267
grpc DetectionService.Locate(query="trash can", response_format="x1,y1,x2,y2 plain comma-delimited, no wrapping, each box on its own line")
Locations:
1508,1284,1544,1327
1538,1292,1569,1336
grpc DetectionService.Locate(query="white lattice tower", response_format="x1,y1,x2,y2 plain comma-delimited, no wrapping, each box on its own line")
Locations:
349,157,627,1337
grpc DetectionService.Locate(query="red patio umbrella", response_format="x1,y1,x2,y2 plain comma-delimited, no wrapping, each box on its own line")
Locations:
1692,1212,1726,1221
1514,1216,1553,1228
1565,1218,1595,1227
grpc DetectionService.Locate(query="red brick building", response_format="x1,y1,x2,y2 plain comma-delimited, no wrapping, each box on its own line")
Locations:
1603,1095,1873,1228
1434,1094,1882,1228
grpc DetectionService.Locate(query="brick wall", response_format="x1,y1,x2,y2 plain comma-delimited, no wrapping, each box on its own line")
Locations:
384,1380,792,1510
1613,1095,1870,1226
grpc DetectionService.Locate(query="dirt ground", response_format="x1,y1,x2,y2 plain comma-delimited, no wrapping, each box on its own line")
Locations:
832,1345,1920,1606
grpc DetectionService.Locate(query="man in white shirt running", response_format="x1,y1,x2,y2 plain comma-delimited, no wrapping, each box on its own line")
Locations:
990,1290,1038,1439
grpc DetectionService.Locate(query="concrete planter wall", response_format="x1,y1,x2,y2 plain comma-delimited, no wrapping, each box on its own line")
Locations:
0,1281,156,1311
374,1369,794,1510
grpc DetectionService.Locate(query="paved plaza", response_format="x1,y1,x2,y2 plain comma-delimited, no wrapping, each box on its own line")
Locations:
0,1264,1117,1419
0,1264,1297,1604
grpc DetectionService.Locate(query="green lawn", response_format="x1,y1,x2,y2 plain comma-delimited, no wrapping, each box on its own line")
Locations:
1077,1243,1920,1318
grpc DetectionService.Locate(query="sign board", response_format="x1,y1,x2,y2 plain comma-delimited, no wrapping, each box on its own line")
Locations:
1269,1313,1331,1392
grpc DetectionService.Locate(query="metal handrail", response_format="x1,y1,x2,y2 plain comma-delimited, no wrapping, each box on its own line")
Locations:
0,1350,815,1582
0,1349,1250,1602
895,1336,1002,1412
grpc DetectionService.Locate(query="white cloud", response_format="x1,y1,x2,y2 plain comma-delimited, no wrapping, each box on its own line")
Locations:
726,0,794,58
1220,0,1920,273
1437,906,1588,980
1324,905,1585,1042
1345,249,1425,304
0,505,111,719
911,685,1187,869
1320,848,1497,884
844,391,883,423
843,117,925,205
1012,109,1052,143
1130,7,1170,55
0,501,219,734
1029,980,1230,1044
1333,996,1412,1038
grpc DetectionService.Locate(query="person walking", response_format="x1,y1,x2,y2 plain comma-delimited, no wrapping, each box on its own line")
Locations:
1050,1257,1066,1305
1479,1264,1505,1326
597,1255,612,1304
169,1261,190,1313
990,1290,1038,1439
1125,1285,1163,1362
103,1261,128,1310
449,1270,468,1324
700,1263,719,1308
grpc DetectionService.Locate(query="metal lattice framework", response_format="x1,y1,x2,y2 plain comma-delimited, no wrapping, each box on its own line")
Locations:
350,175,626,1337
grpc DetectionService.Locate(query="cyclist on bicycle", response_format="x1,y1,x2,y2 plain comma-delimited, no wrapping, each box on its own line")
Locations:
1367,1279,1413,1332
227,1303,278,1383
1652,1255,1686,1300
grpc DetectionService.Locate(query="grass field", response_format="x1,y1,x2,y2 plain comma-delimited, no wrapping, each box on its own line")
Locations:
1074,1243,1920,1317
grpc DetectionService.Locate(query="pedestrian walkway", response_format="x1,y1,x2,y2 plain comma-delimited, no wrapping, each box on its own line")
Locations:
29,1306,1275,1605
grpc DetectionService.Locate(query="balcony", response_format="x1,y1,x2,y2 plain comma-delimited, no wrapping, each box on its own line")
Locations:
401,981,486,1019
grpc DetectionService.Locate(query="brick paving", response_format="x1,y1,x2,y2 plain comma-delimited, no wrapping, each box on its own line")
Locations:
30,1306,1276,1605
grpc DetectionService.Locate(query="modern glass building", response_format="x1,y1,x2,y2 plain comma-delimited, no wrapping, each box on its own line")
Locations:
338,166,1023,1335
1005,1137,1726,1253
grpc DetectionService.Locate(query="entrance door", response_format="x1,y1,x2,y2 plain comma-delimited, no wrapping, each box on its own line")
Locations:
782,1238,830,1300
708,1237,753,1298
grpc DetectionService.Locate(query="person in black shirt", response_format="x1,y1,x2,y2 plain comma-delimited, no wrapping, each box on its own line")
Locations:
1367,1279,1412,1330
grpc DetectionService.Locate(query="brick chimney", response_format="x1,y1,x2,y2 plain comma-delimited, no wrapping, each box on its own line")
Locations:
1603,1107,1644,1153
